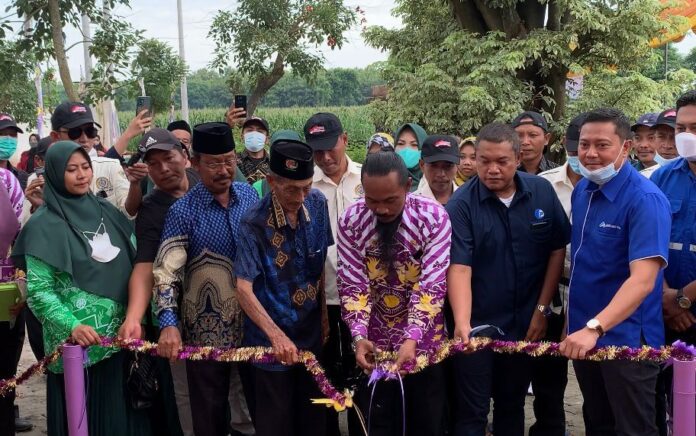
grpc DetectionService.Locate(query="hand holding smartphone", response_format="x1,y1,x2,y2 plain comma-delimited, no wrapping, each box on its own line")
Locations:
234,95,247,113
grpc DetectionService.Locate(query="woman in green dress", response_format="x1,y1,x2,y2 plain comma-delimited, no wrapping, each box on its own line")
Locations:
12,141,151,436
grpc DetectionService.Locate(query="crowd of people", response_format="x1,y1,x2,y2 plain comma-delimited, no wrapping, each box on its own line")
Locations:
0,88,694,436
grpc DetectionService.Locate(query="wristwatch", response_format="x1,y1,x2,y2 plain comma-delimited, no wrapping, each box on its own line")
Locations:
586,318,605,337
536,304,552,318
677,288,692,310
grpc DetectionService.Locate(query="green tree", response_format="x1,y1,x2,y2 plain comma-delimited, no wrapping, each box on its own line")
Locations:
208,0,357,116
0,39,39,125
130,39,187,114
641,46,686,80
364,0,684,135
9,0,140,102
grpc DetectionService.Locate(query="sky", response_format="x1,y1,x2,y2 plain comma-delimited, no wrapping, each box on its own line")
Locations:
2,0,696,79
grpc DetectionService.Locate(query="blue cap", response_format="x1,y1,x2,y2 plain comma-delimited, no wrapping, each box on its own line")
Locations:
631,113,658,131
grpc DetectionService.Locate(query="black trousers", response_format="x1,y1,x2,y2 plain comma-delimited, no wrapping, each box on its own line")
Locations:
574,360,660,436
0,311,25,436
321,305,361,436
349,363,446,436
246,365,326,436
186,360,247,436
452,350,533,436
24,307,44,361
529,312,568,436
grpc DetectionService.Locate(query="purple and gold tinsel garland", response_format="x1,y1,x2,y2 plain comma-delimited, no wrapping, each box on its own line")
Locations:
1,337,695,410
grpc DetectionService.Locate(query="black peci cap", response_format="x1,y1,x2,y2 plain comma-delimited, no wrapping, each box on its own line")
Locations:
270,139,314,180
192,122,235,155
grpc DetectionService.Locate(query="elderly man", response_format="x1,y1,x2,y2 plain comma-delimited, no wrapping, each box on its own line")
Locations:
447,122,569,435
154,122,257,436
560,108,670,436
338,151,452,436
414,134,460,205
235,138,333,436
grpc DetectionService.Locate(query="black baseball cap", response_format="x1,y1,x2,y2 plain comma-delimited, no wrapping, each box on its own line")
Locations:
51,102,101,130
653,109,676,129
565,113,587,152
138,128,181,157
631,112,658,131
304,112,343,151
512,111,548,132
421,135,460,164
0,113,23,133
242,116,270,133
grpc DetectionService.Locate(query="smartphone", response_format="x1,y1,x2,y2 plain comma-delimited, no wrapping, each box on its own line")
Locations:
234,95,247,113
126,152,142,167
136,96,153,117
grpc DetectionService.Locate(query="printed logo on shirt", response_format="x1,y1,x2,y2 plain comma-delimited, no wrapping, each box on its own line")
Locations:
534,209,545,219
354,184,364,196
95,177,113,193
308,125,325,135
599,222,621,230
71,105,87,113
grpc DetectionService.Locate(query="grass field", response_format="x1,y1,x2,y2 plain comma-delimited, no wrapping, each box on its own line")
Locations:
118,106,375,163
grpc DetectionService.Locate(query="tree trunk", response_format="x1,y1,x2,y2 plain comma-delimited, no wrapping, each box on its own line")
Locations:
47,0,78,101
247,54,285,116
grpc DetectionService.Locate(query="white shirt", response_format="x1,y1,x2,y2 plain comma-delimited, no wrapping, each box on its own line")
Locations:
539,162,576,313
413,178,458,205
640,163,661,179
20,156,133,226
312,156,363,305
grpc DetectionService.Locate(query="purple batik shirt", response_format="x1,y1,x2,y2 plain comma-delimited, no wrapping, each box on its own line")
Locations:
337,194,451,353
0,168,24,282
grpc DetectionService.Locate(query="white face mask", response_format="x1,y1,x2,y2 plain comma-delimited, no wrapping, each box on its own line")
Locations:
244,131,266,153
578,147,625,185
84,222,120,263
675,132,696,162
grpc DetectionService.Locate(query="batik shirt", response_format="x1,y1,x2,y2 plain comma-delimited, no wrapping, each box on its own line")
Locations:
153,182,258,348
237,150,271,184
1,168,23,282
236,190,333,361
337,194,452,353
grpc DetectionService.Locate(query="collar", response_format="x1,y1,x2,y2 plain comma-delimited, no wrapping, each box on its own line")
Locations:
543,162,575,189
239,149,268,160
477,171,531,204
416,178,457,201
196,181,239,207
270,192,310,229
585,161,632,202
518,155,554,174
312,155,360,184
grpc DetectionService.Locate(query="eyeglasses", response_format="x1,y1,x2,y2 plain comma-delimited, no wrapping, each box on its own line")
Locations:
61,126,99,140
203,159,236,170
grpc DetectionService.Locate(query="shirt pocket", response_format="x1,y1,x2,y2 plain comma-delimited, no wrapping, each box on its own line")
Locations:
306,249,325,279
669,199,682,217
530,220,552,243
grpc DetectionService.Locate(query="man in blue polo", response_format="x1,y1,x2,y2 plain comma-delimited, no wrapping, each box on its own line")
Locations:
560,108,670,436
447,122,569,435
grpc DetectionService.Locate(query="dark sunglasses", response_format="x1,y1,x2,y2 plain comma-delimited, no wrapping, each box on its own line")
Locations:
61,126,99,140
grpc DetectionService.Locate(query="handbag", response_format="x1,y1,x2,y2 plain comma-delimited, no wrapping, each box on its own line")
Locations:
125,310,160,410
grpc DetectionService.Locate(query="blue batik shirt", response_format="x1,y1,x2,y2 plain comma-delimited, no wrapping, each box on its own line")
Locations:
236,189,333,368
153,181,259,348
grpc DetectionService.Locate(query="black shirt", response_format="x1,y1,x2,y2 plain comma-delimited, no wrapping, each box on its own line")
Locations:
134,168,200,263
445,172,570,340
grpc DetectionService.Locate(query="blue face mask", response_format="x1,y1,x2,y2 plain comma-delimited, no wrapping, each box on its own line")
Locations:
567,156,582,175
244,131,266,153
397,148,421,169
654,152,678,166
578,151,624,185
0,136,17,160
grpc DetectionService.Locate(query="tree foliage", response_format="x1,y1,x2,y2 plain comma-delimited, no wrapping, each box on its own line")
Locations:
364,0,686,137
208,0,356,115
8,0,140,102
129,39,187,114
0,39,39,126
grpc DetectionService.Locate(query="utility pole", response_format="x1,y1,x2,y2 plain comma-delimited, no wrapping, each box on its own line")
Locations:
177,0,189,123
81,14,93,82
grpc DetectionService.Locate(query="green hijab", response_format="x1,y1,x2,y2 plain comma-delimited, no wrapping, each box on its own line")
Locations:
12,141,135,305
395,123,428,192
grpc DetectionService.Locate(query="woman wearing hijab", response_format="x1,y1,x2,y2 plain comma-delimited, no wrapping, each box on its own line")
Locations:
12,141,151,436
455,136,477,186
394,123,427,192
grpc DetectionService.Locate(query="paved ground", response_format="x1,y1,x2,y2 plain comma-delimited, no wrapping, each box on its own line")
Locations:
14,337,585,435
